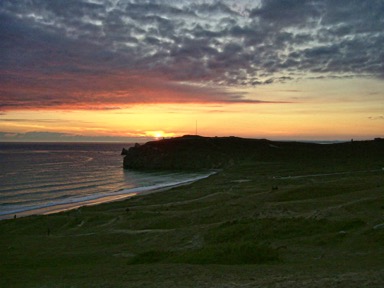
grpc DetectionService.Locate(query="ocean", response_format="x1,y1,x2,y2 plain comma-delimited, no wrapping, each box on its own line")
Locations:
0,142,211,219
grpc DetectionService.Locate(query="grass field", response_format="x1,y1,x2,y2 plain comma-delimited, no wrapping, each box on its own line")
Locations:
1,153,384,287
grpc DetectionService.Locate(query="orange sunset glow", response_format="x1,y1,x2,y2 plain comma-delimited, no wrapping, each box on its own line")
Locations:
1,1,383,142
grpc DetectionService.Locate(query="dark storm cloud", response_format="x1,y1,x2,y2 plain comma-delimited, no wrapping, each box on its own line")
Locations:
1,0,383,110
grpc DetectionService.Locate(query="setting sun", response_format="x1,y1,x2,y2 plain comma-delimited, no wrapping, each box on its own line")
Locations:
146,131,175,140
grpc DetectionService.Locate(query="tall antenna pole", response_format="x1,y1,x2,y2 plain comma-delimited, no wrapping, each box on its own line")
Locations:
195,120,197,135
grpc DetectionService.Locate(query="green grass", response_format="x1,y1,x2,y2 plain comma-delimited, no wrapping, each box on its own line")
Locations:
204,217,366,245
129,242,279,265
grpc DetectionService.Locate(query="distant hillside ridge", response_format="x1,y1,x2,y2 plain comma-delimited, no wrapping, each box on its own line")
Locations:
122,135,384,170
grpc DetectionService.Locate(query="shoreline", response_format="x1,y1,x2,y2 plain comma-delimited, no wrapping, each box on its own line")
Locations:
0,173,215,221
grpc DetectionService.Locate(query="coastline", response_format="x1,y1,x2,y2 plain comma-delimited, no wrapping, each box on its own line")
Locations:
0,172,215,221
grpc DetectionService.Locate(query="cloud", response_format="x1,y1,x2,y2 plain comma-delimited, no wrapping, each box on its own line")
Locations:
0,68,280,111
249,0,321,28
368,116,384,121
0,131,153,142
0,118,62,123
1,0,383,111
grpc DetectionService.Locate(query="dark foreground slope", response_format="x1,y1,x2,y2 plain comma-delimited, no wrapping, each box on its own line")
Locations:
1,137,384,287
123,135,384,170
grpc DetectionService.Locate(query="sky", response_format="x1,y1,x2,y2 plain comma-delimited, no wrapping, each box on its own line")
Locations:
1,0,383,142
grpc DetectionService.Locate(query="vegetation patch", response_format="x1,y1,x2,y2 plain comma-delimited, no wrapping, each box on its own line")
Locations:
205,218,366,243
128,250,175,264
177,242,279,265
128,242,279,265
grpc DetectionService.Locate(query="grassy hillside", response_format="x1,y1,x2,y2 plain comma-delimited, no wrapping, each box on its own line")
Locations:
1,139,384,287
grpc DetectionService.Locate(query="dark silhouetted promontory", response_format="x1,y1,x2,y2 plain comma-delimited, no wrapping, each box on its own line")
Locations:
123,135,384,170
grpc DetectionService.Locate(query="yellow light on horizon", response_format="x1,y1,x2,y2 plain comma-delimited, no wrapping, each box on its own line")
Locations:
145,130,176,140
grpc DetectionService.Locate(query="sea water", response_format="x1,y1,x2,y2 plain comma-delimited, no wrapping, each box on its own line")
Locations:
0,142,211,219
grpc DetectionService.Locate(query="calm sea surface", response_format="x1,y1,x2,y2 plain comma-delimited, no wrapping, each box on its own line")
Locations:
0,142,210,219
